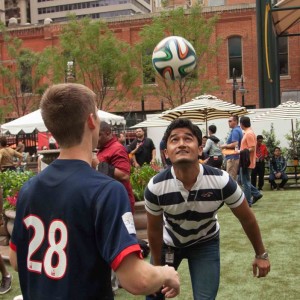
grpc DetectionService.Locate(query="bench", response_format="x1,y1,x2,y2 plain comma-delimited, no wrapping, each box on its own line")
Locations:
263,161,300,188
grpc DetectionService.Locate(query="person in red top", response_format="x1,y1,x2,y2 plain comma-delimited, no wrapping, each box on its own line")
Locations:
251,135,269,191
94,121,135,213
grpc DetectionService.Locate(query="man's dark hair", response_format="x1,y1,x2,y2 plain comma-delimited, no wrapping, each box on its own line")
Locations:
100,121,111,133
0,136,7,147
232,115,239,123
208,125,217,134
274,146,281,152
240,116,251,128
257,135,263,140
163,119,202,146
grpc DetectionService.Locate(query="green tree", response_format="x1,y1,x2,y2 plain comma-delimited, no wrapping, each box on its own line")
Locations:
0,24,48,117
43,16,138,110
136,5,221,108
284,120,300,159
262,123,281,156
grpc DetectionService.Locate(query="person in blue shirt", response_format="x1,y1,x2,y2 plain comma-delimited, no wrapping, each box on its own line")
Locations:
269,147,288,190
220,115,243,180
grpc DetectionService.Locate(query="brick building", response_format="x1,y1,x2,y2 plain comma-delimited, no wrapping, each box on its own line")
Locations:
0,0,299,124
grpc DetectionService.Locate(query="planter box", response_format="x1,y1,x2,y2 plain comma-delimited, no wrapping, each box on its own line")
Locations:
133,201,148,240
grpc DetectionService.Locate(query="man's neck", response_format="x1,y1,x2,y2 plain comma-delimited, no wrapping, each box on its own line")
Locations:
58,143,93,166
173,163,200,191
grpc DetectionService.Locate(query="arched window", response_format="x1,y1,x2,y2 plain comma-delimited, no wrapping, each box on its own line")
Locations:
228,36,242,78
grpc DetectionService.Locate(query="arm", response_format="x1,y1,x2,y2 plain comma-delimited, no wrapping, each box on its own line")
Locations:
151,149,156,164
9,248,18,271
114,167,130,181
203,139,212,154
147,212,164,266
220,140,238,149
280,157,287,172
14,150,23,159
116,253,180,297
248,145,255,153
230,199,271,278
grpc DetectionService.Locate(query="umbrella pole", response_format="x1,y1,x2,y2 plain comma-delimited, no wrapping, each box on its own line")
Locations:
291,119,296,158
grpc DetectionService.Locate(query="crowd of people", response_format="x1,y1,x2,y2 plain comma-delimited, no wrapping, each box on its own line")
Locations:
5,83,298,299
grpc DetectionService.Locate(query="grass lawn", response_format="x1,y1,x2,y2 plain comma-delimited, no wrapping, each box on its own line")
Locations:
3,187,300,299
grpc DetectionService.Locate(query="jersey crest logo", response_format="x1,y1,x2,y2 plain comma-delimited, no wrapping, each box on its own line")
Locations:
200,192,213,198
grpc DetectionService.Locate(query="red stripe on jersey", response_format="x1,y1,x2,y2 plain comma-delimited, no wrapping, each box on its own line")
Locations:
111,244,143,271
10,241,17,251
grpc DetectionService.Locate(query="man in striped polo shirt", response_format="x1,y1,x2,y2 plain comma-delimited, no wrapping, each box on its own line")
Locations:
145,119,270,300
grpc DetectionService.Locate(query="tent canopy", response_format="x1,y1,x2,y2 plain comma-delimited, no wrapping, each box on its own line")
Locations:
1,109,126,135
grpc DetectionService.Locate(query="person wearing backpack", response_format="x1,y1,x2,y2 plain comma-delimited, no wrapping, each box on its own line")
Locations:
203,125,223,169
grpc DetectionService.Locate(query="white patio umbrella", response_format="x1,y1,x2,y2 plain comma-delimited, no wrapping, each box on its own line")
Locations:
160,94,249,133
1,109,126,134
252,101,300,155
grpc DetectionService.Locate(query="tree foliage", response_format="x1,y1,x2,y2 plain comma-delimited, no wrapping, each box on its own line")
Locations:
43,16,138,110
284,120,300,159
262,123,281,156
0,24,48,117
136,5,221,108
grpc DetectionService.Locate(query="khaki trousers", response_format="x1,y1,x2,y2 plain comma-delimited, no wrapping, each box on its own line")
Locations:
226,158,240,181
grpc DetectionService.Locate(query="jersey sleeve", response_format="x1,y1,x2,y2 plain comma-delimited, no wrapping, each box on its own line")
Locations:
144,177,163,216
94,181,142,270
221,171,244,208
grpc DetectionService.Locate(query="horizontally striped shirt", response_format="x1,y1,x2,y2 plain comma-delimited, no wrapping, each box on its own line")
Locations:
145,164,244,248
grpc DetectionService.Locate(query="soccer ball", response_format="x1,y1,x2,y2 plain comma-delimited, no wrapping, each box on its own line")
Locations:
152,36,197,80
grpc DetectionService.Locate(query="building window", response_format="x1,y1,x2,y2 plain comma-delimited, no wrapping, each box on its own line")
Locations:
278,36,288,75
228,36,242,78
208,0,225,6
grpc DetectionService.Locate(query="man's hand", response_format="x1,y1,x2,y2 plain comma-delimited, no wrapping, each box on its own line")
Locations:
275,172,281,178
150,159,156,165
133,161,140,168
252,258,271,278
161,265,180,298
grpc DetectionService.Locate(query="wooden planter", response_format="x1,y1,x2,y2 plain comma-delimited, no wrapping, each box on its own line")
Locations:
133,201,148,240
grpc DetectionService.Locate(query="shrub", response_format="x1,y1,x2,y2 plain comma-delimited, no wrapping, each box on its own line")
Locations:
0,170,35,211
130,164,159,201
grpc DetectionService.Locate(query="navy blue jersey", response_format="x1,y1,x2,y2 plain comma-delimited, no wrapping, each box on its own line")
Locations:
11,160,141,300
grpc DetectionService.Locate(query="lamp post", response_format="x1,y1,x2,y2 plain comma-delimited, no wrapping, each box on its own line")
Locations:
141,96,145,120
232,68,247,106
161,99,164,111
239,75,246,107
232,68,239,104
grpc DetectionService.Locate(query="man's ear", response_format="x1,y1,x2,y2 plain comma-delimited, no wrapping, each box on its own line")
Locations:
87,113,96,129
164,148,169,159
198,146,203,156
